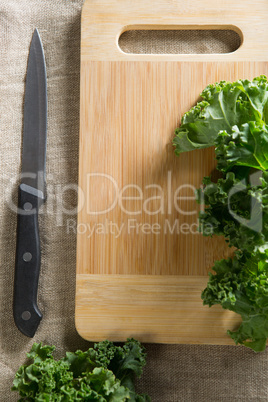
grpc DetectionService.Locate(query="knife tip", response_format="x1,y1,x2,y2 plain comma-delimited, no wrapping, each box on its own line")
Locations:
33,27,40,38
31,28,45,53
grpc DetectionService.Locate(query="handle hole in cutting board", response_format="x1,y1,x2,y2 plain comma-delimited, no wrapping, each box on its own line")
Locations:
118,28,241,54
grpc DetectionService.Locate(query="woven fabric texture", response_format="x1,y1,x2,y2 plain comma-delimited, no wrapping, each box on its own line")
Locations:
0,1,267,401
119,29,241,54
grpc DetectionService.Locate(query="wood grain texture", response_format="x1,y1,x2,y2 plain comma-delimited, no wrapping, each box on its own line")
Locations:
76,274,238,344
81,0,268,61
76,0,268,343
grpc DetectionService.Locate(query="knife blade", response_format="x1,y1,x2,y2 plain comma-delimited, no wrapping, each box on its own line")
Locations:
13,28,47,337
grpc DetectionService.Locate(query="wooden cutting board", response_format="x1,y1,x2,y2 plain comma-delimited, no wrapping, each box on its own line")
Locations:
76,0,268,344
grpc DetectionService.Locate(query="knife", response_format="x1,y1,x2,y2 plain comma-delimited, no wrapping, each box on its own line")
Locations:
13,28,47,337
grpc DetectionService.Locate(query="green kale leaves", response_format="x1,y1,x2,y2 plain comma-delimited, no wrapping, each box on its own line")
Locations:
173,75,268,155
174,75,268,351
12,339,150,401
215,122,268,172
202,250,268,352
196,171,268,253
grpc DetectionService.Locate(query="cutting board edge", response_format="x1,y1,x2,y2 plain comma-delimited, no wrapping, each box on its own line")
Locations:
80,0,268,61
75,273,240,344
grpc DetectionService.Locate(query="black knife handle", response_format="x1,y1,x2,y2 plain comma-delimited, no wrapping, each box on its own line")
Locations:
13,184,45,337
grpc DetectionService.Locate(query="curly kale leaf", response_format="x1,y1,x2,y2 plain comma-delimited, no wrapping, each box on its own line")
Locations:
12,339,150,402
196,171,268,253
215,122,268,172
104,339,148,401
61,367,130,402
173,75,268,155
202,251,268,352
64,338,148,402
173,75,268,351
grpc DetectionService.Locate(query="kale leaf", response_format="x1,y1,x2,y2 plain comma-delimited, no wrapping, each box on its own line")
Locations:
174,75,268,351
215,122,268,172
173,75,268,155
202,250,268,352
12,339,150,401
196,171,268,253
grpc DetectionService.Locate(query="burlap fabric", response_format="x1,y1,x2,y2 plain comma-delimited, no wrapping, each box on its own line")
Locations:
119,29,241,54
0,1,267,401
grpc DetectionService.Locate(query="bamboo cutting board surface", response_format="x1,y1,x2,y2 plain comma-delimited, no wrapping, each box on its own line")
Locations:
76,0,268,344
